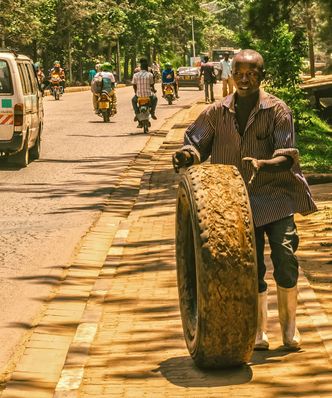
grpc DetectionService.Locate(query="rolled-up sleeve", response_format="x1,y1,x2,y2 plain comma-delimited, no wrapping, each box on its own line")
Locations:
272,107,299,163
183,104,217,163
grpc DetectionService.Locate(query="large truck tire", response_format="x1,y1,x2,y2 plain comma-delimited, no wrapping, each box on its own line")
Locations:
176,164,258,369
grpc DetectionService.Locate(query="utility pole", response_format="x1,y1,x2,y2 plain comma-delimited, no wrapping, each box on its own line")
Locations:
191,16,196,58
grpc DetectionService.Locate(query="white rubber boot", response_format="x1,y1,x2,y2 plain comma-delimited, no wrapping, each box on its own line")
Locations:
254,291,269,350
277,285,301,349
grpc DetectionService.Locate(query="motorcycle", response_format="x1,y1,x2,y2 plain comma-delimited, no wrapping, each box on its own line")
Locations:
163,82,175,105
49,76,63,100
97,89,116,123
136,97,151,134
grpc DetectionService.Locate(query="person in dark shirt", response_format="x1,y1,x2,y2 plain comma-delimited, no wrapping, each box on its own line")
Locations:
200,56,216,104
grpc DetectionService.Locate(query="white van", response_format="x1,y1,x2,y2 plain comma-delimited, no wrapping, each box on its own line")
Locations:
0,49,43,167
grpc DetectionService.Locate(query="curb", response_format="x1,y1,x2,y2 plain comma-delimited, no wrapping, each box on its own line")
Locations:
43,83,128,96
305,173,332,185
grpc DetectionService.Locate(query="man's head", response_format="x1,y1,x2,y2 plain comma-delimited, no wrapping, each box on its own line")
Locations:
54,60,61,68
223,52,229,61
140,58,149,71
232,49,265,97
203,56,209,63
165,62,172,70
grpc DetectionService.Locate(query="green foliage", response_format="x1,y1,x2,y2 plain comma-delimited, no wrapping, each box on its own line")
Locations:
258,23,307,88
265,85,312,134
296,113,332,173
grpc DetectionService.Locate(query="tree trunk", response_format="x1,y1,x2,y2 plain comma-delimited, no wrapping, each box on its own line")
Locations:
116,38,121,82
306,0,315,78
68,30,73,83
1,33,5,48
131,48,137,77
107,41,112,61
124,50,129,81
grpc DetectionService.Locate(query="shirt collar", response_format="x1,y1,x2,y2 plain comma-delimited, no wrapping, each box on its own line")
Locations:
222,88,279,113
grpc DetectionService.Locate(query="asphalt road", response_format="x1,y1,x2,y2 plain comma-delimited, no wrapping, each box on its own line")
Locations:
0,85,205,375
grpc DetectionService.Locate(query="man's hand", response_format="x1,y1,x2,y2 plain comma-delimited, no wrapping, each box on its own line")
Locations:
242,157,261,185
172,150,194,173
242,157,261,172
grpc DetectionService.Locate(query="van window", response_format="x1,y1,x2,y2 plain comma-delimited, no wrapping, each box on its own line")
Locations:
25,63,38,94
0,60,13,95
17,63,31,95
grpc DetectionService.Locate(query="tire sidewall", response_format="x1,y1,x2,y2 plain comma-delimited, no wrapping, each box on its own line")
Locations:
176,175,204,357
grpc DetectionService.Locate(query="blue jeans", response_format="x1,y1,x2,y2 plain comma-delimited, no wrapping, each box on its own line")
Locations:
132,95,157,115
255,216,299,293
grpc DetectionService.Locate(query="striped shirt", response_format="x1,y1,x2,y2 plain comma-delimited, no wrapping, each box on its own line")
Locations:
182,89,317,227
132,70,154,97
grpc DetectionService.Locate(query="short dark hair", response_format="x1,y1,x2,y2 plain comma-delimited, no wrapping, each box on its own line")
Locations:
233,49,265,73
140,58,149,70
203,56,209,63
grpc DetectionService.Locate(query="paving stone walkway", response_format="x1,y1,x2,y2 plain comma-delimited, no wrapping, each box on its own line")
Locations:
77,117,332,397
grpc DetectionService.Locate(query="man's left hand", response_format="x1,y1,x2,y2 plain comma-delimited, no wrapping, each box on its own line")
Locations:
242,157,262,185
242,157,262,171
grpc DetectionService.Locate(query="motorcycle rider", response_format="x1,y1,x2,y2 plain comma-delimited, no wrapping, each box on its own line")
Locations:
48,60,65,93
132,58,158,122
91,62,117,115
161,62,179,99
151,60,161,82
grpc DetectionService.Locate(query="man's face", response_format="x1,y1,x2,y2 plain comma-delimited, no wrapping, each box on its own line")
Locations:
232,60,263,97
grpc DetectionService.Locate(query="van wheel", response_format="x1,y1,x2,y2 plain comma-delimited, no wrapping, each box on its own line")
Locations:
12,133,29,167
176,164,258,369
30,132,41,160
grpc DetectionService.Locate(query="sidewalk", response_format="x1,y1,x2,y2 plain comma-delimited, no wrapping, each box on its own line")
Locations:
1,100,332,398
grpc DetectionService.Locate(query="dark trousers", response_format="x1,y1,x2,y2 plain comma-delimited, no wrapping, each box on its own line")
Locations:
132,95,158,115
255,216,299,293
204,82,214,101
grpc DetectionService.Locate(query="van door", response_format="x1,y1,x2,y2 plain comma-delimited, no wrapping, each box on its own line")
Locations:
0,59,14,142
25,62,40,142
17,62,33,140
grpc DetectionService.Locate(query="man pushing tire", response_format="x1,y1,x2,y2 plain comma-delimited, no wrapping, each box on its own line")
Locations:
173,49,317,367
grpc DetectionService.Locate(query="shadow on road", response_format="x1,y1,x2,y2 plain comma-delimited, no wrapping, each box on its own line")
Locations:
155,356,253,387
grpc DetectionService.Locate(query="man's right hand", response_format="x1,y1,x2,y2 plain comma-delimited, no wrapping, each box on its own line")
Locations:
172,150,194,173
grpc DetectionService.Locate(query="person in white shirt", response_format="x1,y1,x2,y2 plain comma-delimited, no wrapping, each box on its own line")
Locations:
91,63,116,114
220,52,233,97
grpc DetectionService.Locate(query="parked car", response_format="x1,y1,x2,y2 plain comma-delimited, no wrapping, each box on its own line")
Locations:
0,49,43,167
177,66,203,90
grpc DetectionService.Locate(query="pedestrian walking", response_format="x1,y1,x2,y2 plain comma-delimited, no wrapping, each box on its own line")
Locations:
173,49,317,351
200,56,216,104
220,52,233,97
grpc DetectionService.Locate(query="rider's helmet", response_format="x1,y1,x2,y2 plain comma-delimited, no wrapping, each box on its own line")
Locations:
101,62,113,72
34,62,40,71
54,60,61,68
165,62,172,69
